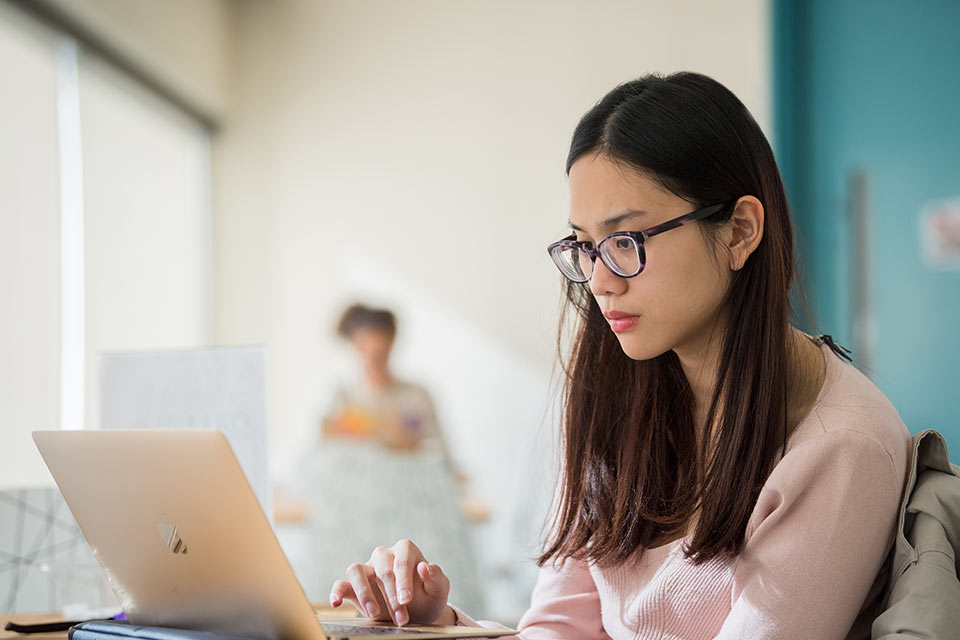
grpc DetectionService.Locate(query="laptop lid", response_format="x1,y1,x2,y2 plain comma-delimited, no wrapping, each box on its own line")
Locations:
33,429,323,640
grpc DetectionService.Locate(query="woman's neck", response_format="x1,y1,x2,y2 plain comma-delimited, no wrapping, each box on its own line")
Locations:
364,368,394,390
785,329,827,431
675,325,826,446
673,323,724,431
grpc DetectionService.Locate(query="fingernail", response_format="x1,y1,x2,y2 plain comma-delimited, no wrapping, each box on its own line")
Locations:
396,609,408,626
329,594,338,607
399,588,411,603
366,603,378,618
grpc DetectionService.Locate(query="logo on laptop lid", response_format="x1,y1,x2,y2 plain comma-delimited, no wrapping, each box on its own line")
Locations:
157,514,188,554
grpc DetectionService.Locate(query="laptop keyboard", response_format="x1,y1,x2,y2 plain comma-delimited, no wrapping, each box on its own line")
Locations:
320,622,430,635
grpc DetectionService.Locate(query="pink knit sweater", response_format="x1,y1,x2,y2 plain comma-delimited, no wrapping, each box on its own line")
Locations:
454,340,912,639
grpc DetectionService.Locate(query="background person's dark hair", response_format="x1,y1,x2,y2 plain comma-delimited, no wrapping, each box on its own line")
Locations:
336,304,397,339
541,71,798,568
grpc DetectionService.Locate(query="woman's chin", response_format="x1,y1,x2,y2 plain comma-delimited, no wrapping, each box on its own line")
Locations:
615,333,668,361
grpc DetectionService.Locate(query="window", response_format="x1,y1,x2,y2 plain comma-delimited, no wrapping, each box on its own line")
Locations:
0,4,62,487
0,3,212,488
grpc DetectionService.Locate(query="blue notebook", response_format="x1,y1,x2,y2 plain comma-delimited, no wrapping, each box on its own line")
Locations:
68,621,259,640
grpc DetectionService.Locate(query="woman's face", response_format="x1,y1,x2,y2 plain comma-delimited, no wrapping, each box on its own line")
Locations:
567,153,732,360
350,328,394,374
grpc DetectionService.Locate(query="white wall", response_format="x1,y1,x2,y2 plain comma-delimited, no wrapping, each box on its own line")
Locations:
37,0,233,120
213,0,770,617
215,0,771,442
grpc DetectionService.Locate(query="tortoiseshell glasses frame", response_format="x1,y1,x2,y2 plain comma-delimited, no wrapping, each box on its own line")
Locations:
546,200,737,283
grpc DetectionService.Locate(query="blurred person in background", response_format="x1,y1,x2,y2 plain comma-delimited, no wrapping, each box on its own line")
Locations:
273,304,484,611
322,303,453,461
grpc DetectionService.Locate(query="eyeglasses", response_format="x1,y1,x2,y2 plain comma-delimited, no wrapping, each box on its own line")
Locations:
546,200,735,283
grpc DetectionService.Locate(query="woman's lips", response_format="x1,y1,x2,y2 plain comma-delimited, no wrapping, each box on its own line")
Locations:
603,311,640,333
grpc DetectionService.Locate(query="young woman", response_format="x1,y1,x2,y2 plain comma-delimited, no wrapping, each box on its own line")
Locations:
322,303,449,457
328,72,912,639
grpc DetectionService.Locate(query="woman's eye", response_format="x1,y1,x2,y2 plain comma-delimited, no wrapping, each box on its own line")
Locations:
615,238,633,250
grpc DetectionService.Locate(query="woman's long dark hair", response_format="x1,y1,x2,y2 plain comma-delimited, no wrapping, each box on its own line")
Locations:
540,72,796,568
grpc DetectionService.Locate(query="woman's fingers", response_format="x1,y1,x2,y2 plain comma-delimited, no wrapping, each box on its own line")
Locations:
416,562,450,598
392,539,422,607
371,547,407,626
345,562,383,619
329,580,358,610
333,541,447,628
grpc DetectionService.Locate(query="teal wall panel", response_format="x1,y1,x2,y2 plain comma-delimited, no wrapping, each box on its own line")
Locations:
774,0,960,450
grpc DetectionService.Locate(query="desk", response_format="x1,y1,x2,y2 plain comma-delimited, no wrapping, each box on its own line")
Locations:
1,614,67,640
1,606,355,640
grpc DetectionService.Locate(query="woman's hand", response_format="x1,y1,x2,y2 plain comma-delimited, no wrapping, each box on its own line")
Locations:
329,539,455,627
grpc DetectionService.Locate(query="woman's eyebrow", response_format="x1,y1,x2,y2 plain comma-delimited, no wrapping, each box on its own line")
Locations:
569,209,649,231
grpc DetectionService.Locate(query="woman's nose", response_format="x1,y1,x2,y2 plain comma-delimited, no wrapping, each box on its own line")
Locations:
589,257,628,297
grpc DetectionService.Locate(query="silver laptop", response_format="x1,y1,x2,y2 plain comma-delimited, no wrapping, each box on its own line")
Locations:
33,429,513,640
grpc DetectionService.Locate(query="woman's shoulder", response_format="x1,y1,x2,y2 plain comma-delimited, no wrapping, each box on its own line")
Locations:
786,341,912,479
744,344,914,541
388,378,433,398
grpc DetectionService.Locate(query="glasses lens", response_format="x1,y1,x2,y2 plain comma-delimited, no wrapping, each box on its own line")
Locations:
549,243,590,282
599,235,641,277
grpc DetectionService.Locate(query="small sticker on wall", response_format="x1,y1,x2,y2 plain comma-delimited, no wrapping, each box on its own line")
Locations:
921,199,960,269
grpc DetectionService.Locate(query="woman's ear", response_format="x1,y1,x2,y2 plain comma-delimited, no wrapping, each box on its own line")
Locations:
727,196,764,271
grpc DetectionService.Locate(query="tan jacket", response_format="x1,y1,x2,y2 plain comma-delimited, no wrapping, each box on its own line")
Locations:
872,429,960,639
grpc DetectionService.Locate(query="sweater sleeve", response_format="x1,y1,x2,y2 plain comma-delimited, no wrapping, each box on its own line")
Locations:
714,428,906,640
451,557,609,639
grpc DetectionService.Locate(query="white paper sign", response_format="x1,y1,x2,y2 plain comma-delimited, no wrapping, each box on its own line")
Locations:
921,199,960,269
98,346,271,524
